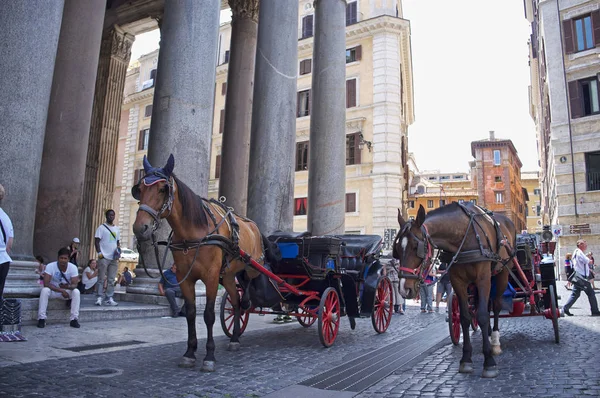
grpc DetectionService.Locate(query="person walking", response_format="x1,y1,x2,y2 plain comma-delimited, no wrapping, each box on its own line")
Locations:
563,239,600,317
37,247,81,328
564,253,573,290
0,184,14,300
94,209,120,306
420,266,437,313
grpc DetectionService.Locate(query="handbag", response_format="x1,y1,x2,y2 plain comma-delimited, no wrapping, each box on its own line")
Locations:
568,272,590,290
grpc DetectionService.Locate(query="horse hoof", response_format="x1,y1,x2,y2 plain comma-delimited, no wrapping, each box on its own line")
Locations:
482,366,499,378
201,360,216,372
228,342,240,352
491,345,502,356
178,357,196,368
459,362,474,373
349,317,356,330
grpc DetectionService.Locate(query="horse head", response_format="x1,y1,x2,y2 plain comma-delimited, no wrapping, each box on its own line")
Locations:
132,154,175,241
393,204,430,299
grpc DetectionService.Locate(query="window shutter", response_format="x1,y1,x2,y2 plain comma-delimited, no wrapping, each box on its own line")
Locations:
138,130,145,151
305,15,313,37
592,11,600,47
353,132,361,164
355,45,362,61
150,69,157,80
221,82,227,96
144,104,152,117
345,193,356,213
300,59,311,75
215,155,221,179
133,169,141,185
307,89,312,116
219,109,225,134
563,19,574,54
297,92,301,117
568,80,583,119
299,60,305,75
346,79,356,108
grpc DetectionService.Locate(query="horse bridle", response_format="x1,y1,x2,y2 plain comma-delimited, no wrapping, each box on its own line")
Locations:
131,170,175,231
393,221,435,282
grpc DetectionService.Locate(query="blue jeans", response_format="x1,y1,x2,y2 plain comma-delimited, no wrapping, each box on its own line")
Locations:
564,280,599,314
420,283,434,311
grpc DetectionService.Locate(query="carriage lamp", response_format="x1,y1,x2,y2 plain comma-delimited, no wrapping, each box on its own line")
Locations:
358,133,372,152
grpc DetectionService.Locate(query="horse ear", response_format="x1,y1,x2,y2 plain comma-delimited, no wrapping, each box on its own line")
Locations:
415,205,426,227
143,155,152,173
163,154,175,176
397,208,406,227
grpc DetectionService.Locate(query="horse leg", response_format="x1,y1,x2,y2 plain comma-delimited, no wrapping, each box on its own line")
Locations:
178,279,198,368
222,274,242,352
454,284,474,374
491,269,508,356
475,274,498,378
200,280,218,372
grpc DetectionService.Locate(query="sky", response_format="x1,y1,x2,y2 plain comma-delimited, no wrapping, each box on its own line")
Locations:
129,2,538,173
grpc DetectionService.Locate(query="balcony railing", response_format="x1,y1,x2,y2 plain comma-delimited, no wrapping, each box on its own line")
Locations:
587,171,600,191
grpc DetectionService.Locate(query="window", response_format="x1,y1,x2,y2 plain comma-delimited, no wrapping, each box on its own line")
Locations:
346,1,357,25
495,176,502,182
346,193,356,213
493,150,501,165
417,186,424,194
144,104,152,118
297,89,311,117
569,77,600,118
223,50,230,64
408,200,415,208
219,109,225,134
215,155,221,179
346,133,361,165
427,200,434,208
428,176,437,180
221,82,227,96
563,12,599,53
302,15,313,39
453,175,464,179
296,141,309,171
294,198,307,216
299,59,312,75
585,151,600,191
533,188,540,195
470,199,477,205
346,78,357,108
133,168,144,184
346,46,362,63
439,199,446,207
138,128,149,151
495,192,504,203
150,68,157,81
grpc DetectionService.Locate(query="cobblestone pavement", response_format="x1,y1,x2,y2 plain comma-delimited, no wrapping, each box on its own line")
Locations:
1,283,599,397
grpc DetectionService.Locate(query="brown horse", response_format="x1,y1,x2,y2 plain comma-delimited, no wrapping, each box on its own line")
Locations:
132,154,264,372
393,202,516,378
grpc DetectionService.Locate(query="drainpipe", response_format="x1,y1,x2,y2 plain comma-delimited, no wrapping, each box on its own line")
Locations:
556,0,578,218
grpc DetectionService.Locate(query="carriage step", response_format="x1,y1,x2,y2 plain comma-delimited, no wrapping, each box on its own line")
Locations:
299,323,448,393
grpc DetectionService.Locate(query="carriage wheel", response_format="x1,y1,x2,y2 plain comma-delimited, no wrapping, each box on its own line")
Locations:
219,288,249,338
297,305,317,328
447,291,461,345
549,285,559,344
318,287,341,348
371,276,393,334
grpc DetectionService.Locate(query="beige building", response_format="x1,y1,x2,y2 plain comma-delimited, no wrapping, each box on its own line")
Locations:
521,170,542,234
115,1,414,252
525,0,599,262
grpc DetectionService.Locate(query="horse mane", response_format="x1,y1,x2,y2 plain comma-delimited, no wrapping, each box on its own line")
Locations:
426,201,463,218
172,174,208,228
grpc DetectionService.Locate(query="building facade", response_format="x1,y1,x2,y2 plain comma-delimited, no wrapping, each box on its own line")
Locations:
470,131,527,233
525,0,599,263
115,0,415,253
521,170,543,233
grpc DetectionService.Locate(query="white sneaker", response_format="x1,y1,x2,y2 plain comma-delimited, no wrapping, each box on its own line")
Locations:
95,297,102,306
105,298,119,306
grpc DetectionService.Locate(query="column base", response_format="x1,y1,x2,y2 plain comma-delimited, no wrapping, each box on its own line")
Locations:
3,261,42,298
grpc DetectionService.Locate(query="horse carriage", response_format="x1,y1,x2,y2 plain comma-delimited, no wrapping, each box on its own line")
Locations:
131,155,393,372
394,202,561,378
219,232,394,347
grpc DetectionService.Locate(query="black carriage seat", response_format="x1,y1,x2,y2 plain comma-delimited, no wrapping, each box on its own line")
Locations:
334,234,383,281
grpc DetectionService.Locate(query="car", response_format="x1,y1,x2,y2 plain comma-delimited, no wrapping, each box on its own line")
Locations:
120,247,139,262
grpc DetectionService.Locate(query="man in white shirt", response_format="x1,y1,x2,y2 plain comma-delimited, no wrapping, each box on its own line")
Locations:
563,239,600,317
37,247,81,328
0,183,14,299
94,209,120,306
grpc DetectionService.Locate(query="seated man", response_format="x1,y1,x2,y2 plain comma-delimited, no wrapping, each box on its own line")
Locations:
117,267,133,287
158,263,186,318
37,247,81,328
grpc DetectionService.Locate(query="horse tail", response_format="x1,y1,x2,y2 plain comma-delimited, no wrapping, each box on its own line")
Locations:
262,234,282,265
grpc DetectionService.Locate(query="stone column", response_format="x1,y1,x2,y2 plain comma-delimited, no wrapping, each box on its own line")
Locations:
0,2,64,260
307,0,347,236
246,0,299,235
34,0,105,262
80,27,134,263
218,0,259,216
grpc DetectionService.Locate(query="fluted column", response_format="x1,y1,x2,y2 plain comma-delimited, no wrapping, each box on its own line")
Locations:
307,0,347,235
0,2,64,260
246,0,298,235
34,0,105,262
80,27,134,263
218,0,259,216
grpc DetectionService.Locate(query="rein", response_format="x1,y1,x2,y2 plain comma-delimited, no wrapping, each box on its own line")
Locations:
395,223,436,283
